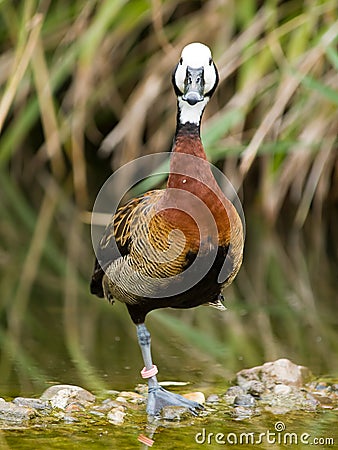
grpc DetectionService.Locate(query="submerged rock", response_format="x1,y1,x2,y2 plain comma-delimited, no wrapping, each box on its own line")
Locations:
261,388,319,414
107,406,126,425
91,398,122,414
118,391,144,400
233,394,256,407
161,405,190,421
232,405,259,420
228,392,259,420
307,380,338,409
223,386,245,405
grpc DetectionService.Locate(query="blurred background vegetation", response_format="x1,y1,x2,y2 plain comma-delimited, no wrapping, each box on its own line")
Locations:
0,0,337,397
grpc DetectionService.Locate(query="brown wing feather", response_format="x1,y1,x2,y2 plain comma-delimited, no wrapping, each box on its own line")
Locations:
90,190,163,297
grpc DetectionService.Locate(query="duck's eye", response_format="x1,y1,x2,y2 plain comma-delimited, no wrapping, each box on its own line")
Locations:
179,57,183,65
209,57,213,66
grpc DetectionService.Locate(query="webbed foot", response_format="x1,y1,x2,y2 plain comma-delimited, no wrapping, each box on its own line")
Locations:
147,385,203,417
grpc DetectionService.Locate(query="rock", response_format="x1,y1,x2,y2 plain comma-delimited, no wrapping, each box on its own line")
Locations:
330,385,338,399
183,392,205,404
245,380,265,397
232,405,257,420
91,399,121,413
316,396,334,409
161,405,189,421
264,405,292,415
223,386,244,405
104,390,120,396
273,384,292,395
40,385,95,410
13,397,51,412
0,401,36,423
119,391,144,399
63,413,80,423
115,396,128,403
233,394,256,407
206,394,219,404
135,384,148,395
313,381,328,391
237,359,311,390
261,387,318,413
107,406,126,425
302,393,319,410
65,402,85,413
116,391,145,404
115,391,146,404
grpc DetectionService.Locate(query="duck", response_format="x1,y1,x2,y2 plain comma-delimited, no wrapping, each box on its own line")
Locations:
90,42,244,416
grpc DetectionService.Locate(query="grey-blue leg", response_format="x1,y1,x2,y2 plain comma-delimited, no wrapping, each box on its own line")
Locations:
136,323,203,416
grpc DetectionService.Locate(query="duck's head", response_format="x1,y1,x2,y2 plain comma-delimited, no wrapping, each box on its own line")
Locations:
172,43,219,125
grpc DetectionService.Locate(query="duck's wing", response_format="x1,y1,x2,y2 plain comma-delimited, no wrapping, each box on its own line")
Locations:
90,190,163,297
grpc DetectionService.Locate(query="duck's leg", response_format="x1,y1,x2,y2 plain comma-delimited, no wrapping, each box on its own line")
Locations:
136,323,203,417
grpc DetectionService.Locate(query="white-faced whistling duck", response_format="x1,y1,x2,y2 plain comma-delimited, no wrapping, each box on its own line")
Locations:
90,43,244,416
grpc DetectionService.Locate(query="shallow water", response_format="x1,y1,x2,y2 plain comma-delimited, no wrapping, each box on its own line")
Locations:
1,396,337,450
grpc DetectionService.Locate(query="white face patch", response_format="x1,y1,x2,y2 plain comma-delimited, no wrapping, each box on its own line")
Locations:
174,43,217,96
178,96,210,125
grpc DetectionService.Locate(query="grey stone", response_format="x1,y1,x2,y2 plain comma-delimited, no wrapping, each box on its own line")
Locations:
237,358,311,390
261,387,318,413
273,384,292,395
314,381,328,391
231,405,257,420
115,396,128,403
13,397,51,411
233,394,256,407
92,399,121,413
161,405,189,421
206,394,219,404
0,401,36,423
107,406,126,425
244,380,265,397
40,384,95,410
223,386,244,405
